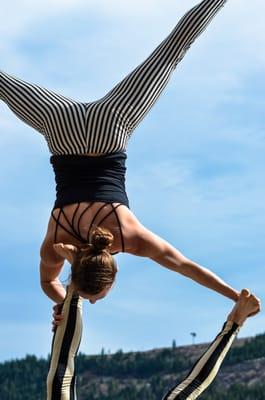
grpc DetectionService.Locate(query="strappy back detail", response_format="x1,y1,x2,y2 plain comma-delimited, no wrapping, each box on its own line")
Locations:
51,202,125,254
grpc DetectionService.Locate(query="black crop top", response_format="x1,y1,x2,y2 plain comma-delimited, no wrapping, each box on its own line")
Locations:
50,151,129,209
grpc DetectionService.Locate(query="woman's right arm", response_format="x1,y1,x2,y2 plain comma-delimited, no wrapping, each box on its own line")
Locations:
40,239,67,303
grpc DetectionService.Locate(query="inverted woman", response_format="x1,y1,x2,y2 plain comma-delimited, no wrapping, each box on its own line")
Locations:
0,0,261,397
0,0,245,306
48,288,260,400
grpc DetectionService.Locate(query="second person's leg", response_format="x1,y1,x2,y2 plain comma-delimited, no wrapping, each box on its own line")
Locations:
162,320,240,399
47,285,83,400
162,289,260,399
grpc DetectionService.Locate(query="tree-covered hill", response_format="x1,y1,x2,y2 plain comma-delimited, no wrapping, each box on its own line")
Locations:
0,332,265,400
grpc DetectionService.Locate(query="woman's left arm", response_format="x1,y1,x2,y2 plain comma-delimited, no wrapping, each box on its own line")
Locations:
129,226,240,302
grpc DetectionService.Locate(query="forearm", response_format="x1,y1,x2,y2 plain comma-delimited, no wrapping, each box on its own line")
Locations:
182,259,240,302
150,244,240,302
41,278,67,303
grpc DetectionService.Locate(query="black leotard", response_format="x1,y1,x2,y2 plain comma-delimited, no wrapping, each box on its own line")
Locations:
51,152,129,209
50,152,128,254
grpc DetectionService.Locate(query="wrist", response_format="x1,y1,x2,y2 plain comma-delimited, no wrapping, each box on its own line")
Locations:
230,290,240,302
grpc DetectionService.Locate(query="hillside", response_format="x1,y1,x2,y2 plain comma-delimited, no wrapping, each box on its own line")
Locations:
0,332,265,399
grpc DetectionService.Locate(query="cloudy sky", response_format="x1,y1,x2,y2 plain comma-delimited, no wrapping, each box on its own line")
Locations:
0,0,264,362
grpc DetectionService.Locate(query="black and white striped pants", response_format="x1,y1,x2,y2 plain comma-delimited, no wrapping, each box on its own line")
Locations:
47,286,240,400
1,0,227,155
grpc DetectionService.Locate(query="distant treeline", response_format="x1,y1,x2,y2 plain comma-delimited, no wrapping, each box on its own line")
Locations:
0,332,264,400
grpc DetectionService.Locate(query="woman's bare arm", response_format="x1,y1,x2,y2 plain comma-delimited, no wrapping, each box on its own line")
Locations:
40,238,67,303
40,260,66,303
129,226,240,302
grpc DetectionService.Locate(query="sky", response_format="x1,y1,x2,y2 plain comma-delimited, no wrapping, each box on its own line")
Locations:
0,0,264,363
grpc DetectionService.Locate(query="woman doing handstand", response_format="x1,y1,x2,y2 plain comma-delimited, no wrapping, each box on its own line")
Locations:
1,0,244,306
1,0,261,398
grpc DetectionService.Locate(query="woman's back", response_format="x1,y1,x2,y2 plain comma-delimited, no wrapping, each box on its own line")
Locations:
41,201,140,268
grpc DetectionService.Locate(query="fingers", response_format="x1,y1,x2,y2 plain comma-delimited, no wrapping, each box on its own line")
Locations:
251,294,262,309
52,303,64,332
248,311,258,317
53,303,63,313
52,315,64,332
53,312,64,321
248,307,261,317
248,294,262,318
52,320,63,331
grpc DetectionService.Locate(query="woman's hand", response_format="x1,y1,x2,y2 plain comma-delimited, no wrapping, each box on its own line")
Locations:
52,303,64,332
53,243,78,264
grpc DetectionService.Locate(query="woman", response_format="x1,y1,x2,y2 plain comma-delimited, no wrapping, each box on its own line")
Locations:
48,288,260,400
1,0,242,305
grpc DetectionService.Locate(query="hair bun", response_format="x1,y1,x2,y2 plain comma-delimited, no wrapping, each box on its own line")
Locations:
90,226,114,253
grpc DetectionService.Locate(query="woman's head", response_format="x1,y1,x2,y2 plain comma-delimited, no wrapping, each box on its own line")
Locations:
71,226,118,302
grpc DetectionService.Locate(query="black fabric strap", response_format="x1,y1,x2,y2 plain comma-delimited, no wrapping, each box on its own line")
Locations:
71,203,80,234
51,209,83,243
111,204,125,252
77,203,93,238
87,203,107,242
51,202,125,253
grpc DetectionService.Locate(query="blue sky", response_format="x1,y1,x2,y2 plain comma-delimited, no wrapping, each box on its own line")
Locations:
0,0,264,362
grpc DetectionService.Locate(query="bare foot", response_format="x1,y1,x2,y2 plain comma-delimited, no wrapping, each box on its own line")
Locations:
227,288,261,326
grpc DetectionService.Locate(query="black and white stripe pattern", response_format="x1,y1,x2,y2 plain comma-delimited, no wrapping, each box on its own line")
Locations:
47,286,83,400
47,287,240,400
0,0,227,155
162,320,240,399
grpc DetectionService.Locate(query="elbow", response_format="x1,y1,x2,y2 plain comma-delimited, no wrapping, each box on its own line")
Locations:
40,282,47,296
40,278,51,293
40,280,49,297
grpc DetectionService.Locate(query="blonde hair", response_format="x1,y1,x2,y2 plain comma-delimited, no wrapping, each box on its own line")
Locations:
71,226,118,295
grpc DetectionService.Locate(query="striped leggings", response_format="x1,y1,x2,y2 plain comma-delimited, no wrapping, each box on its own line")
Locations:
1,0,227,155
47,286,240,400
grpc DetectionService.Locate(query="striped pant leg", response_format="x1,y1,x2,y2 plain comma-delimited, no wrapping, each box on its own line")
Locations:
162,320,240,400
99,0,228,139
0,70,86,154
47,286,83,400
0,70,47,134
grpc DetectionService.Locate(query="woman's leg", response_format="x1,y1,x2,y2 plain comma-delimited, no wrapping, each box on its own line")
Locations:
97,0,228,149
0,70,47,134
47,285,83,400
0,70,86,154
162,289,260,400
1,0,229,155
